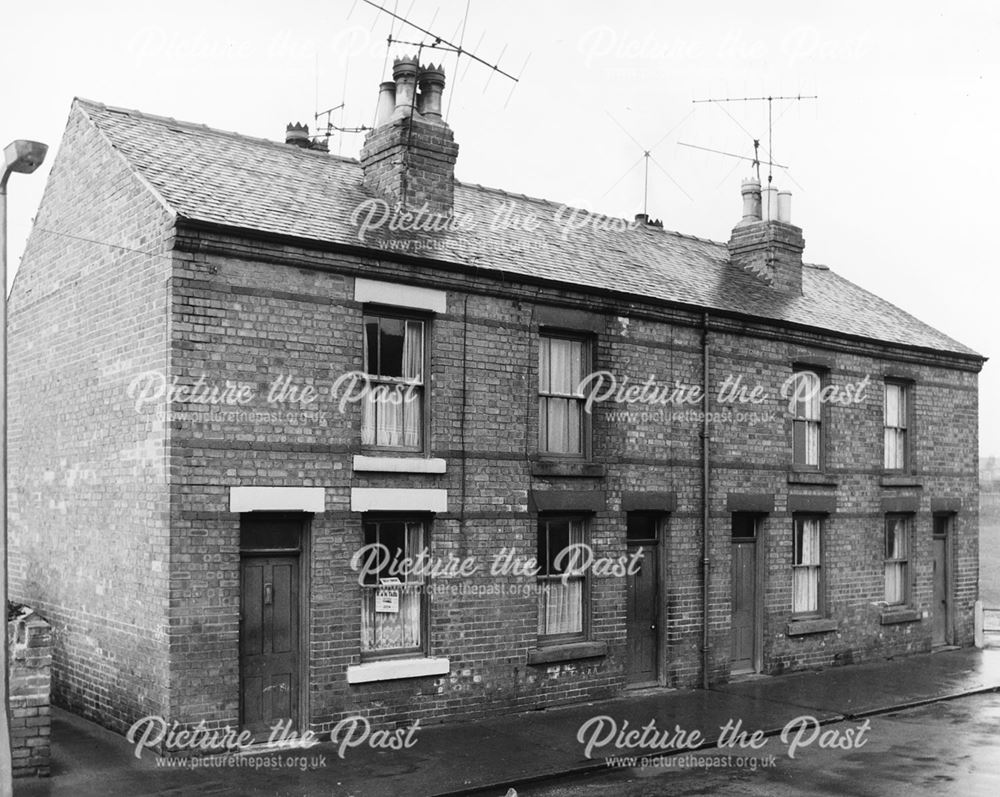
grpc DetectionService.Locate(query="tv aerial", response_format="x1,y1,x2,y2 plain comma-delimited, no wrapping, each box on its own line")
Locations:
601,109,695,218
681,93,817,191
359,0,529,112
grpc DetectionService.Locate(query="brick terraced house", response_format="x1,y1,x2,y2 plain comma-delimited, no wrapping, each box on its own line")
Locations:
9,59,985,739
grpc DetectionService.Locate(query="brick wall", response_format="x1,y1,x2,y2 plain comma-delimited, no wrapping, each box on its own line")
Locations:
8,102,173,733
161,228,980,733
8,611,52,777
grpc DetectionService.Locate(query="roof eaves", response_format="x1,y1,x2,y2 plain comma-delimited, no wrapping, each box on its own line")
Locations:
172,214,985,368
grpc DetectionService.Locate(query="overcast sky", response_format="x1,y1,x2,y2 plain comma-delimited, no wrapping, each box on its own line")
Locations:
2,0,997,455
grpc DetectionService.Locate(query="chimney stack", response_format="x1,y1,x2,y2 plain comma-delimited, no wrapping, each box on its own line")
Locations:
360,56,459,215
728,180,804,294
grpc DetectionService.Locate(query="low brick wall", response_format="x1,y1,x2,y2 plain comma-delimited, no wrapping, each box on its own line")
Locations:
7,610,52,777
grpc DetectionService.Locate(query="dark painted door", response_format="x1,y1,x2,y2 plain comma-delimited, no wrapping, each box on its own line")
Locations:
240,556,300,735
730,515,757,672
626,515,659,685
933,535,949,646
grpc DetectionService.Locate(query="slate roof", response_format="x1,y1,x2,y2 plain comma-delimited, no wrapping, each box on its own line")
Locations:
76,98,980,360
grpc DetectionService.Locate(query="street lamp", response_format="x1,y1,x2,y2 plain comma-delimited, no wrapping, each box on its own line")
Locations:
1,139,47,797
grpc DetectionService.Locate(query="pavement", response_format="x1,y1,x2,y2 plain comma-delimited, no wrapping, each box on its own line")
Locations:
12,647,1000,797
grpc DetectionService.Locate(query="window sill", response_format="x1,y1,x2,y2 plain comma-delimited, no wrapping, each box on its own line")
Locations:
879,474,922,488
527,640,607,665
346,657,450,684
530,460,606,478
787,471,838,486
353,455,447,474
879,608,921,625
786,618,838,636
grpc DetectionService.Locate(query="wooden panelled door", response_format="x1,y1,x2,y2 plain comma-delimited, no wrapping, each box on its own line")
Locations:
932,515,952,647
240,514,303,736
625,514,659,686
730,514,759,674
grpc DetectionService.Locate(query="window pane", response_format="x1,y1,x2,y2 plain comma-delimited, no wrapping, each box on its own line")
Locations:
548,338,574,394
794,519,820,566
569,340,584,396
540,520,571,575
803,372,820,420
375,392,404,447
539,338,551,393
805,421,820,466
885,517,906,558
567,399,582,454
402,388,422,449
378,317,405,377
547,397,569,452
885,383,901,426
362,585,421,651
628,514,658,540
793,419,806,464
364,317,380,374
540,580,583,635
793,567,818,613
403,321,423,382
731,514,757,539
884,563,905,604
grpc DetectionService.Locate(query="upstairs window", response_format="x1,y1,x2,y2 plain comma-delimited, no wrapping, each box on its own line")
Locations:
791,370,821,468
884,381,909,470
363,314,424,450
539,336,587,456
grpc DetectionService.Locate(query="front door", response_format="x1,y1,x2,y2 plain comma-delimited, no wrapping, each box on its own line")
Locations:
730,514,759,673
625,514,659,685
932,516,951,647
240,514,303,736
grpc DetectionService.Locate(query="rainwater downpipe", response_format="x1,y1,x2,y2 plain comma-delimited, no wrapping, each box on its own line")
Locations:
701,311,711,690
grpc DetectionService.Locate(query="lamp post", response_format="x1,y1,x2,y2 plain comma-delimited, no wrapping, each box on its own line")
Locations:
1,139,47,797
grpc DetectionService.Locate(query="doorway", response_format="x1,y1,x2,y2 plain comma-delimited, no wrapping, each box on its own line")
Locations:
731,513,761,674
239,513,305,736
625,513,660,686
932,515,952,647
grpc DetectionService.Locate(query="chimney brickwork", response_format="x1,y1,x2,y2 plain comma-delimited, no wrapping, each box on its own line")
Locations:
360,57,459,215
728,178,805,294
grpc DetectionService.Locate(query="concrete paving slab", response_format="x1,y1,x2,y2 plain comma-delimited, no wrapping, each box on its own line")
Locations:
12,648,1000,797
713,648,1000,718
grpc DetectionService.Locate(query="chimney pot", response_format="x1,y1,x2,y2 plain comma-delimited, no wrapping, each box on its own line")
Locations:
418,63,447,120
285,122,311,148
375,81,397,127
392,55,420,117
761,184,779,222
738,178,762,226
777,190,792,223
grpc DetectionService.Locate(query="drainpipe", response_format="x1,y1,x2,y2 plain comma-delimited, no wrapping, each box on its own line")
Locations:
701,312,711,690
